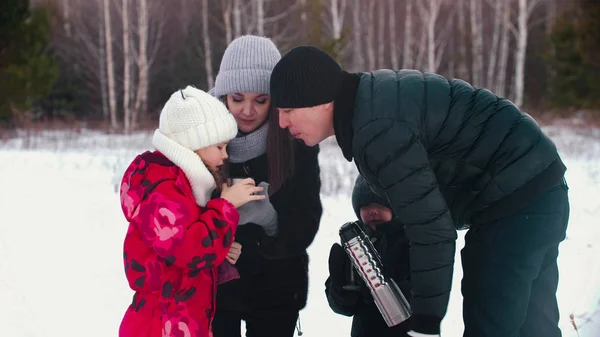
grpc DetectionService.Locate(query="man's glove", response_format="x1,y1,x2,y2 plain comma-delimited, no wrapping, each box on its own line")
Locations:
236,182,278,236
325,243,362,316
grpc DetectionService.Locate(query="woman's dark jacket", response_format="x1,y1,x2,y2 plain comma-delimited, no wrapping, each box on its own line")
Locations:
216,142,323,313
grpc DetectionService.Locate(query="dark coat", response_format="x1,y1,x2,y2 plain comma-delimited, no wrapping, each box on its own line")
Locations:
333,70,566,330
215,141,323,314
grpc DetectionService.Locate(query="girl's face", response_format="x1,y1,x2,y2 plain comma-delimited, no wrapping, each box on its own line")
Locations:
226,92,271,133
195,142,228,171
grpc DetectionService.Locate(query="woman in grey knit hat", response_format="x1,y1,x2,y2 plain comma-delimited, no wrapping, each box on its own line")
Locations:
210,35,323,337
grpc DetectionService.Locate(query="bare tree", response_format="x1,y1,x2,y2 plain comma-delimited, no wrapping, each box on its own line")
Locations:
222,0,233,45
365,1,375,70
513,0,545,107
256,0,265,36
62,0,72,38
352,0,364,71
485,0,504,89
496,0,511,97
98,2,108,119
202,0,214,88
470,0,484,87
456,0,469,80
327,0,347,40
388,0,399,69
103,0,118,129
233,0,242,38
403,0,414,69
416,0,446,73
122,0,131,132
377,1,385,68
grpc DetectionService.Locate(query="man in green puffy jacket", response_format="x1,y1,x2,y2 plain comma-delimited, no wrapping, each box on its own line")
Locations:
269,46,569,337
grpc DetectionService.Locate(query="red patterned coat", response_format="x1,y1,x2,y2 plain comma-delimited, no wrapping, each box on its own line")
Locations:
118,151,239,337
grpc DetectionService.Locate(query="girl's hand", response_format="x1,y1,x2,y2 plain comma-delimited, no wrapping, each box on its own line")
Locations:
221,178,265,208
226,242,242,265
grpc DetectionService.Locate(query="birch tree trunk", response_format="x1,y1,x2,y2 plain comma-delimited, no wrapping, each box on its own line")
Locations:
388,0,398,69
352,0,364,71
122,0,131,133
256,0,265,36
98,0,108,119
402,0,413,68
330,0,347,40
233,0,242,38
496,0,511,97
486,0,503,89
365,1,376,70
103,0,118,130
546,0,556,94
300,0,307,40
448,15,456,77
134,0,149,128
417,0,443,73
377,1,385,68
222,0,233,45
514,0,528,106
470,0,484,87
62,0,72,38
457,0,469,80
202,0,214,88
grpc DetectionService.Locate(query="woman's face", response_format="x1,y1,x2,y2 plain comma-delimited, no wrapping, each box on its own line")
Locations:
226,92,271,133
195,142,228,172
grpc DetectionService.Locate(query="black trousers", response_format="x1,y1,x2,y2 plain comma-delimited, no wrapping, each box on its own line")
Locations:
212,308,299,337
461,180,570,337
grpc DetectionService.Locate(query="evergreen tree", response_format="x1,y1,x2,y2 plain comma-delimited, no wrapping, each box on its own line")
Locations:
0,0,58,124
548,0,600,111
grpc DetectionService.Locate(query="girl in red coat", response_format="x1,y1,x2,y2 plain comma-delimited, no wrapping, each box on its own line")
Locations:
118,86,265,337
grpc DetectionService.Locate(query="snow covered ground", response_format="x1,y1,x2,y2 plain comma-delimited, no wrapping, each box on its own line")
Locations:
0,125,598,336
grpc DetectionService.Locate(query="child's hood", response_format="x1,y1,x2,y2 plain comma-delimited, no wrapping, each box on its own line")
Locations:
119,151,184,221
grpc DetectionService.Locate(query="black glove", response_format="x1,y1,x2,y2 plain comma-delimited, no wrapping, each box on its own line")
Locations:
325,243,362,316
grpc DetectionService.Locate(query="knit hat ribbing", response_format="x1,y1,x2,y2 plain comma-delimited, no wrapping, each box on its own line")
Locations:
270,45,343,108
155,86,238,152
213,35,281,97
352,175,392,220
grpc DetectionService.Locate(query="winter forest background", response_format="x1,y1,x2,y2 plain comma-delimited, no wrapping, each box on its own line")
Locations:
1,0,600,337
1,0,599,131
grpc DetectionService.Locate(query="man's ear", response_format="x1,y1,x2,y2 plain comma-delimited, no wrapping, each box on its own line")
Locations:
323,101,335,113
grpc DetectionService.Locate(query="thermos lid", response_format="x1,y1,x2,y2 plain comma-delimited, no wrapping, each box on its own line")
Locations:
339,221,363,243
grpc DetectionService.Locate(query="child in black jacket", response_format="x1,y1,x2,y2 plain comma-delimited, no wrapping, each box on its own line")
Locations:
326,175,412,337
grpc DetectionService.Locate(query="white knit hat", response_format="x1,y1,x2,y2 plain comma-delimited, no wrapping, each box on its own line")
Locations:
155,86,238,151
152,86,237,206
213,35,281,97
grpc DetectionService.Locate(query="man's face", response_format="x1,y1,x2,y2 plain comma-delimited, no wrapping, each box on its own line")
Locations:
360,203,393,231
277,103,335,146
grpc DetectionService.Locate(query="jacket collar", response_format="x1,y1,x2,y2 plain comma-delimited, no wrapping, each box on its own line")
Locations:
333,71,361,162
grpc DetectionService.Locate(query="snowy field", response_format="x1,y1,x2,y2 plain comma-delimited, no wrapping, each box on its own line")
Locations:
1,124,599,336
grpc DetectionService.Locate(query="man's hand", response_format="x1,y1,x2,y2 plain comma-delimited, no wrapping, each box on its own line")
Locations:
226,242,242,265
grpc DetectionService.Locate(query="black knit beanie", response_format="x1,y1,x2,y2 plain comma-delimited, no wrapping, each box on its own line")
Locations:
270,45,343,108
351,175,393,220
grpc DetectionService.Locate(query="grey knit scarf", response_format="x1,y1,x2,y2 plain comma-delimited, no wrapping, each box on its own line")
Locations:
227,122,269,163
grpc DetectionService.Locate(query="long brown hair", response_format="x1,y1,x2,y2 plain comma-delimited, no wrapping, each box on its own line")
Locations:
266,103,295,194
221,97,295,195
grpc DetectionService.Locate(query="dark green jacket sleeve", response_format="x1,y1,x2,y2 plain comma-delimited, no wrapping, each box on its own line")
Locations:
354,119,457,328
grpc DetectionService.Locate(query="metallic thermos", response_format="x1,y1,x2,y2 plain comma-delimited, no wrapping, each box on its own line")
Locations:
339,221,412,327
